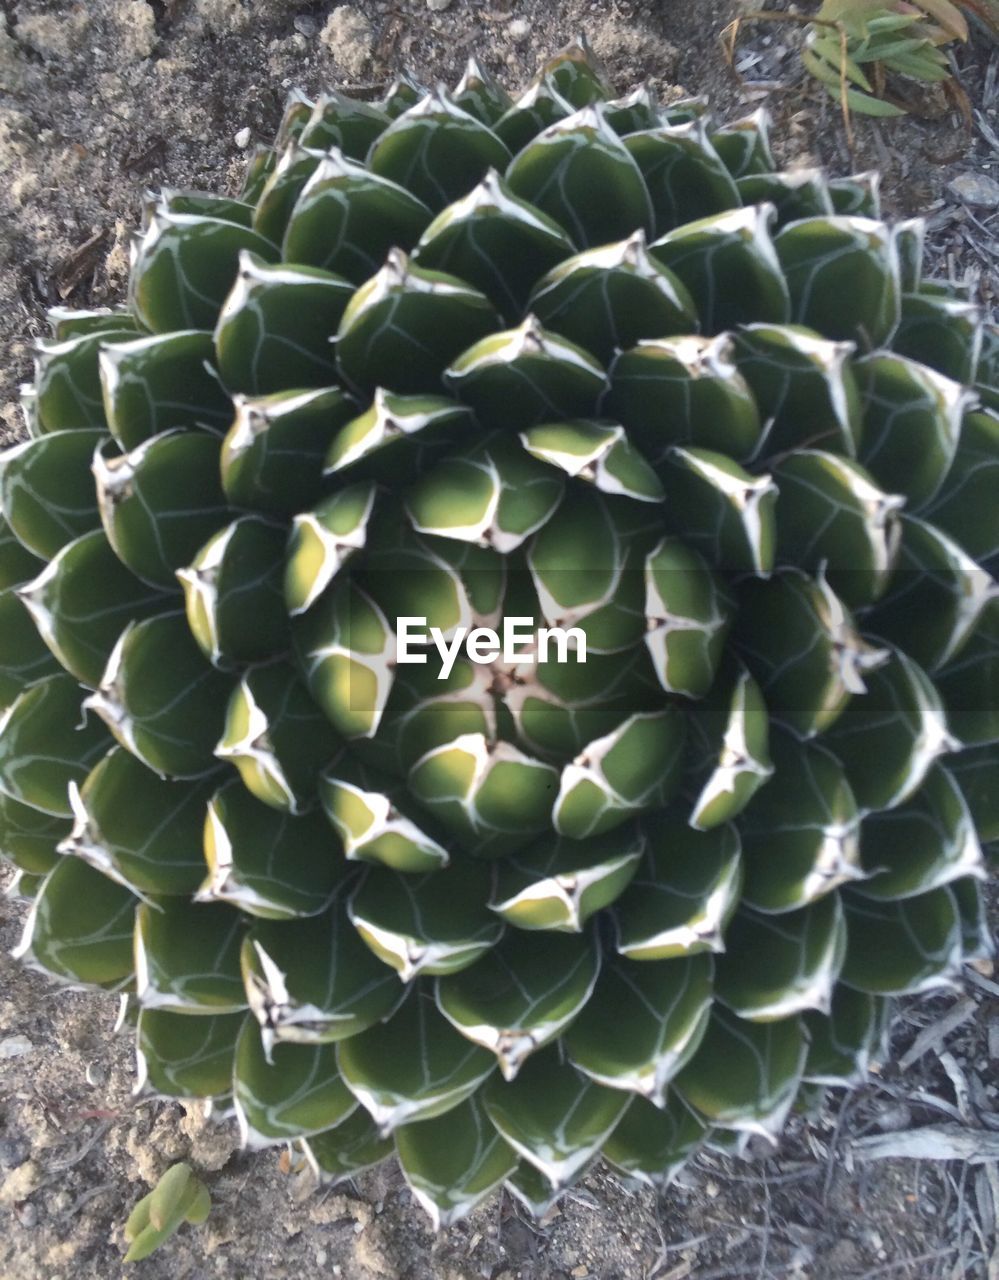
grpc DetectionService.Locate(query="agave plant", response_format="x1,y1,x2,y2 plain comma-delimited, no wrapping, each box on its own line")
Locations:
1,41,996,1229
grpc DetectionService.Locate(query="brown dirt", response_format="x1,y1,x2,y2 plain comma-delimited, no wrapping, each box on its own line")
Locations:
0,1,997,1277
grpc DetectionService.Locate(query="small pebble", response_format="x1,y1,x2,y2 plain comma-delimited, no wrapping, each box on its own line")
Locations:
14,1201,38,1229
948,171,999,209
85,1062,107,1087
234,127,252,149
508,17,530,40
293,14,319,36
427,0,453,9
0,1138,30,1170
0,1035,33,1060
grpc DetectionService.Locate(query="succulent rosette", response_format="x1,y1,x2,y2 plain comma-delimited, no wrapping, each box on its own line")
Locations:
1,41,996,1228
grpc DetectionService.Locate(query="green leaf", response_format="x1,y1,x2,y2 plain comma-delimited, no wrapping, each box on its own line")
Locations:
521,419,664,504
410,733,559,857
600,83,661,135
282,151,433,284
349,861,502,979
565,952,713,1103
129,207,279,333
395,1097,517,1230
0,673,109,816
823,647,958,811
603,1091,710,1185
33,329,135,433
0,588,62,710
949,744,999,842
437,928,600,1079
335,251,500,397
324,390,470,487
294,578,395,741
84,612,232,779
214,254,352,395
605,334,763,463
94,431,230,588
504,1162,580,1219
684,664,773,830
855,352,969,509
953,876,993,965
297,90,391,158
527,232,697,364
625,119,741,238
534,38,612,109
241,906,401,1047
490,825,643,932
12,854,136,987
452,56,513,126
368,90,511,213
739,731,864,912
642,537,733,699
445,316,607,432
650,206,790,333
47,305,140,341
828,171,882,217
840,886,963,995
216,663,340,813
136,1008,243,1098
862,516,997,671
380,71,427,119
17,530,169,687
553,709,687,840
136,899,246,1014
894,290,983,386
613,813,742,959
178,517,290,667
674,1007,807,1139
505,106,653,249
494,78,575,154
300,1109,393,1185
319,756,451,873
99,330,233,450
660,448,777,576
201,778,351,919
775,216,900,348
737,169,834,228
771,451,904,607
234,1016,356,1148
854,763,986,899
338,988,496,1132
803,986,889,1085
923,411,999,576
222,387,358,519
715,896,847,1021
0,430,103,558
527,486,658,653
735,570,888,738
0,514,43,589
284,482,378,617
0,791,69,875
733,324,861,458
934,599,999,747
484,1049,628,1187
709,108,775,178
412,168,574,322
407,435,565,553
251,145,326,246
62,746,217,895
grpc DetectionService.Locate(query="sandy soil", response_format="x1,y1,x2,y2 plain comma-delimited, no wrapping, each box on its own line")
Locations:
0,1,997,1277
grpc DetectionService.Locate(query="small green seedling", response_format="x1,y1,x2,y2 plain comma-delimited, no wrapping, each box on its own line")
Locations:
123,1162,211,1263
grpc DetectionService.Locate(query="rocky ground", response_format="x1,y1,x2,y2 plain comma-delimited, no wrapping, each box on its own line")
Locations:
0,1,997,1276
